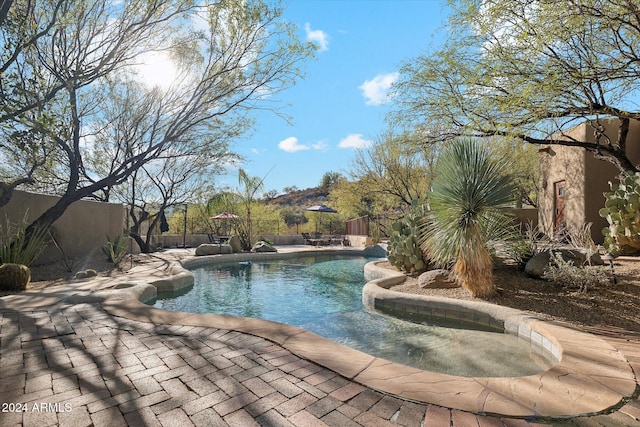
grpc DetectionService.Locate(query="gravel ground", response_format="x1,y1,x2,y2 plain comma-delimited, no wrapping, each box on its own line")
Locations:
387,259,640,333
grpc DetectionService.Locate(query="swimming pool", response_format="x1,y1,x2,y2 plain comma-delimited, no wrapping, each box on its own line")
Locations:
153,254,551,377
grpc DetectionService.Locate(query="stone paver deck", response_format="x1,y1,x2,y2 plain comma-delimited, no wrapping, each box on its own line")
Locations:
0,246,639,426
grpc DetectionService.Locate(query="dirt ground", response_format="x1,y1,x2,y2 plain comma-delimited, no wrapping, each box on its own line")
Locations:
10,252,640,334
388,259,640,333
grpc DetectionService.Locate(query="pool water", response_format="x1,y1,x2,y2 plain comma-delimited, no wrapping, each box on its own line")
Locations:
153,255,551,377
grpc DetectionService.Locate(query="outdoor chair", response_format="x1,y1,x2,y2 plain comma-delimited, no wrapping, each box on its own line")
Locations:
301,233,313,245
208,234,229,245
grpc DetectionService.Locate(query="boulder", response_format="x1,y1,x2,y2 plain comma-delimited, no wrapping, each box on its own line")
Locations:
364,244,388,258
251,241,277,253
524,249,604,279
228,235,243,253
195,244,233,256
75,269,97,280
418,269,459,289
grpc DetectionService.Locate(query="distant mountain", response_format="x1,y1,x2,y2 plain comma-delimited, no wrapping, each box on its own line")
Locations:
267,187,329,208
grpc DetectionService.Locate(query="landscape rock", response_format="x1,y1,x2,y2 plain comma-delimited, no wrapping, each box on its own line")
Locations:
525,249,604,279
364,244,388,258
418,269,459,289
195,244,233,256
228,235,243,253
251,241,277,253
74,269,97,280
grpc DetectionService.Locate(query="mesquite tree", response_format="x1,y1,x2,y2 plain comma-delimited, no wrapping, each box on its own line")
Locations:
392,0,640,174
1,0,313,244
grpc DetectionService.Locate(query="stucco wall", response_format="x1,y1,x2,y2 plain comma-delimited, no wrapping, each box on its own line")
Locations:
0,190,125,265
539,143,586,237
538,119,640,243
507,208,539,230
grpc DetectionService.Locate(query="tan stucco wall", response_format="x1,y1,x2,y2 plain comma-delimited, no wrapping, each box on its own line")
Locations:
507,208,539,230
539,143,586,237
0,190,125,264
539,119,640,243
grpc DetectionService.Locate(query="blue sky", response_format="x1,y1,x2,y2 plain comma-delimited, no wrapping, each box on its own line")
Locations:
219,0,451,194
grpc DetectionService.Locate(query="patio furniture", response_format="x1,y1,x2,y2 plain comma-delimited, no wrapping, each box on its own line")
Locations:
208,234,230,245
301,233,313,245
330,235,346,246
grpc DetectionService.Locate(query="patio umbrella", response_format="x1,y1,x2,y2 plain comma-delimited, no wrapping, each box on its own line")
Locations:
210,212,239,220
210,212,239,235
305,205,338,233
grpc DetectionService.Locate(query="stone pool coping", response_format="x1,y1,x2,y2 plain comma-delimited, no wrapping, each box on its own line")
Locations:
361,261,637,416
97,249,638,419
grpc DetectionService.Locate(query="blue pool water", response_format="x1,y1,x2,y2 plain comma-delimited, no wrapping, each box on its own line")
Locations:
153,255,550,377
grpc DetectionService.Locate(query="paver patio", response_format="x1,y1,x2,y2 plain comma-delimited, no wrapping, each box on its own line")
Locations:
0,247,638,426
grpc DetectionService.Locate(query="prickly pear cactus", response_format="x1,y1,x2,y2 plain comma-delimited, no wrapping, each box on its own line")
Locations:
0,263,31,291
599,172,640,255
387,204,429,274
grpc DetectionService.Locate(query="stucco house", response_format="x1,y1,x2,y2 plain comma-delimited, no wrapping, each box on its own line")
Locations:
538,119,640,243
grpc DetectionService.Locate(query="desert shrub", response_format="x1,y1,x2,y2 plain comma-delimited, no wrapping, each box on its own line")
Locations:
48,229,75,272
504,222,548,267
542,251,608,293
0,214,49,267
599,172,640,255
102,234,128,268
387,202,428,274
566,222,599,266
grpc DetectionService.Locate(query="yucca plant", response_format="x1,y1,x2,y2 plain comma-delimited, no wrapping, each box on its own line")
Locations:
420,139,515,297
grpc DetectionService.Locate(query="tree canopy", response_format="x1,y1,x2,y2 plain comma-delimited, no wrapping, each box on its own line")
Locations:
392,0,640,173
348,130,437,210
0,0,313,241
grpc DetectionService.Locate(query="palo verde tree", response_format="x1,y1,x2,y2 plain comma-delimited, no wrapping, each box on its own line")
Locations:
349,129,437,210
108,151,239,253
392,0,640,174
0,0,197,211
86,78,242,253
0,0,66,206
1,0,313,243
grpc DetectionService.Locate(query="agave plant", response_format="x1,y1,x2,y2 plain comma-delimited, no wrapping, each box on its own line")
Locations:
0,213,50,267
420,139,515,297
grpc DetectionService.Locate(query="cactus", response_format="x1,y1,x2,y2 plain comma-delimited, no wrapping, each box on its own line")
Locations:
387,202,429,274
0,263,31,291
599,172,640,255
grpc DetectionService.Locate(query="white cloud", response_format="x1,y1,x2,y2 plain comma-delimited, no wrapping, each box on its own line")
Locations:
311,140,329,151
359,72,399,106
305,23,329,51
278,136,309,153
338,134,373,150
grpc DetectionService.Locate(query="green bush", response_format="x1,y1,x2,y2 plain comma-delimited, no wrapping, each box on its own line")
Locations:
387,202,428,274
599,172,640,255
